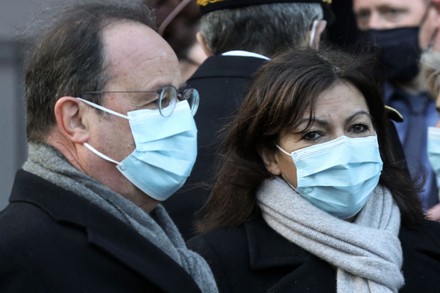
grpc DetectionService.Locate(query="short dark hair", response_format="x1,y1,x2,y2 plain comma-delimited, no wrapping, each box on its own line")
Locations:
197,46,424,232
24,1,155,142
199,3,322,56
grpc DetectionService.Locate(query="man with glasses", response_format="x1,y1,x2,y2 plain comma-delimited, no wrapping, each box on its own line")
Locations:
0,1,216,292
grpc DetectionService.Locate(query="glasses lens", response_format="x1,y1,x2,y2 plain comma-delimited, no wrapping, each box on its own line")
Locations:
179,88,199,116
159,86,177,117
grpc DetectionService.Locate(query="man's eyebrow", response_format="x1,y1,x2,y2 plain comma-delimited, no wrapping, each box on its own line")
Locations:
377,4,407,12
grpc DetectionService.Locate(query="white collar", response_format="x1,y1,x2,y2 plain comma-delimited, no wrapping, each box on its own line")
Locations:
221,50,270,60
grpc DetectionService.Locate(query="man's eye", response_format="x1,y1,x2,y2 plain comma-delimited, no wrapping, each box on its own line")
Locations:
384,8,400,15
356,10,370,20
160,94,173,109
142,99,159,109
382,7,405,20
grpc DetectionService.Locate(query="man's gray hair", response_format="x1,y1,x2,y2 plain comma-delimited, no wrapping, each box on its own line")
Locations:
24,1,155,143
199,3,323,57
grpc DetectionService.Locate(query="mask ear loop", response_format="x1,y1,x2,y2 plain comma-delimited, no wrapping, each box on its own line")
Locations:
275,145,300,191
158,0,193,36
309,20,319,48
428,28,439,50
83,143,120,165
420,1,440,50
276,145,292,156
282,175,300,192
77,97,129,120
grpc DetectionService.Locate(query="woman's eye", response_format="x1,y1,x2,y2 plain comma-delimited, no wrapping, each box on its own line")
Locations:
351,123,370,133
303,131,322,141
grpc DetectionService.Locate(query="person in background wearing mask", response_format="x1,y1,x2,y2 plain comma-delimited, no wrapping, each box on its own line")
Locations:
0,1,217,292
352,0,440,213
422,51,440,221
421,0,440,221
419,0,440,222
166,0,328,240
188,46,440,292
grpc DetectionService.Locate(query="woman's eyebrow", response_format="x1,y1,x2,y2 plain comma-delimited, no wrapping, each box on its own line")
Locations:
302,111,372,126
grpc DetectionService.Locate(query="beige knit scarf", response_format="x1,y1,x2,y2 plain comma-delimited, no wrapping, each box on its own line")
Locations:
257,177,404,293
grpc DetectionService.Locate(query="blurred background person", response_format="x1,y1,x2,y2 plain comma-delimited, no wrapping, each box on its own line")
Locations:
188,46,440,293
352,0,440,211
422,50,440,221
419,0,440,222
147,0,207,81
420,0,440,221
325,0,360,51
166,0,329,240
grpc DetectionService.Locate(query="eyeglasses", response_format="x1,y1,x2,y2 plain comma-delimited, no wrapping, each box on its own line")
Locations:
80,85,199,117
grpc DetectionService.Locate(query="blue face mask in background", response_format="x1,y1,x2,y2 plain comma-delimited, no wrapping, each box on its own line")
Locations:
277,135,383,219
79,99,198,201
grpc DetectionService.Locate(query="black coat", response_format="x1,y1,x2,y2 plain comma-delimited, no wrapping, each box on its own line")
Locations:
163,55,268,239
188,213,440,293
0,170,202,292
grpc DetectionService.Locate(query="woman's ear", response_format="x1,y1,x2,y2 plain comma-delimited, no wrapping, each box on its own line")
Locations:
54,96,89,143
196,32,213,57
259,146,282,176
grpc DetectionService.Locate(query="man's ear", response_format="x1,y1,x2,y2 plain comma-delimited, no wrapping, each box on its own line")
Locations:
54,97,89,143
259,147,282,176
196,32,213,57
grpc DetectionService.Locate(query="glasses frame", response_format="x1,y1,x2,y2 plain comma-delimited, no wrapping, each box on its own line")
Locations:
80,85,199,117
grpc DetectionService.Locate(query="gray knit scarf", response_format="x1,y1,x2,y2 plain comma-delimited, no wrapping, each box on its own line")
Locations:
23,143,217,293
257,177,404,293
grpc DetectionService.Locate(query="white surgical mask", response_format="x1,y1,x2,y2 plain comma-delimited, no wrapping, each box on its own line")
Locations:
77,99,198,201
277,135,383,219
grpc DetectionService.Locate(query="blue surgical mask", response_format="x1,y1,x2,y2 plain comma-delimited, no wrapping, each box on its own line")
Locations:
77,99,197,201
277,135,383,219
427,127,440,187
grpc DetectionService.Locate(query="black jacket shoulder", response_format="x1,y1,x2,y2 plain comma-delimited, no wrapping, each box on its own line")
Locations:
0,170,201,292
188,214,440,293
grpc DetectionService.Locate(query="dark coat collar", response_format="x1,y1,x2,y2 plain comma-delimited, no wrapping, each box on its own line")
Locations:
10,170,201,292
189,55,268,80
245,215,307,270
244,214,336,292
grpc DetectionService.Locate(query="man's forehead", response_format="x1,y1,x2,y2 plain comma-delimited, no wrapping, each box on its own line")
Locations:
100,21,181,90
102,21,177,63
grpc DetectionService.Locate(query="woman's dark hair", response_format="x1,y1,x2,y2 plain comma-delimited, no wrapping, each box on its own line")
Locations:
196,46,424,232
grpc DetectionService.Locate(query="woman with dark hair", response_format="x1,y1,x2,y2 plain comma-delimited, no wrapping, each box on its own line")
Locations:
187,46,440,292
